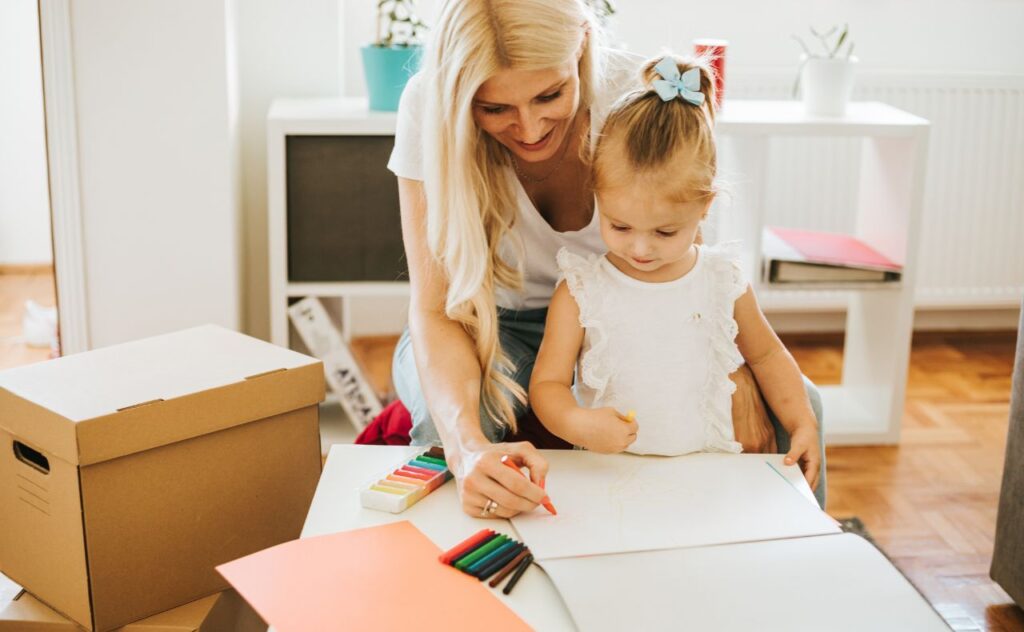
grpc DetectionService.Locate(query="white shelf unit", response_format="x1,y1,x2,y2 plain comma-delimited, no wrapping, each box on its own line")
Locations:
268,98,930,445
267,98,407,349
713,100,930,445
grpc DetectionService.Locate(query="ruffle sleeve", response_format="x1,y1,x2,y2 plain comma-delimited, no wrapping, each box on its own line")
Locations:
698,243,748,453
556,248,613,401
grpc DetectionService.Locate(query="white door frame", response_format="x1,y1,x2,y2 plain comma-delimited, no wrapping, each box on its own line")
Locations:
38,0,89,354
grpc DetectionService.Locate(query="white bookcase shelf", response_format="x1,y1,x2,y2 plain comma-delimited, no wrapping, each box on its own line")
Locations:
714,100,930,445
268,97,929,445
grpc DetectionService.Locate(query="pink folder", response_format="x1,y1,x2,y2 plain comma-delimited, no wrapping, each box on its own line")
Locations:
217,521,530,631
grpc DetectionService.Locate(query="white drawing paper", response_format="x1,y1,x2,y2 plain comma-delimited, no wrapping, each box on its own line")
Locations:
510,452,839,560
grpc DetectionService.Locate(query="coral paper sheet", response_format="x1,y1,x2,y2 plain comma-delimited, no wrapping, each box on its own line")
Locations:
217,521,530,632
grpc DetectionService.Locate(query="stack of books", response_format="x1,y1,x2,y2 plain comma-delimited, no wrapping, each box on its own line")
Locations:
761,226,903,285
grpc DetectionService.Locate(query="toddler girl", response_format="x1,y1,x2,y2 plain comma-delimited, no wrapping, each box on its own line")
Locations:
530,54,822,491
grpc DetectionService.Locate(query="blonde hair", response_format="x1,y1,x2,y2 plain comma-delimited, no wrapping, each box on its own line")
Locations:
420,0,603,433
594,54,718,202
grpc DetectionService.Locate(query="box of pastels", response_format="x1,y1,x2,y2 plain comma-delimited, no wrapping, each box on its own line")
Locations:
359,448,453,513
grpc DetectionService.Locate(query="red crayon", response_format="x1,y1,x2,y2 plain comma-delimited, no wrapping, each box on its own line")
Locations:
500,455,557,516
439,529,495,565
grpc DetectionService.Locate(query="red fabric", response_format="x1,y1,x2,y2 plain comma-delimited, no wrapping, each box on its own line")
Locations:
355,400,413,445
354,400,573,450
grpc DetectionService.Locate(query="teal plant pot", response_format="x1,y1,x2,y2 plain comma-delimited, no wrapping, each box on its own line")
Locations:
361,44,422,111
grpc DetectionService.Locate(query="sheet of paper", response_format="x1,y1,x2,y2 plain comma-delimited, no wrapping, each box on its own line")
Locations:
511,452,839,560
217,521,530,632
538,533,948,632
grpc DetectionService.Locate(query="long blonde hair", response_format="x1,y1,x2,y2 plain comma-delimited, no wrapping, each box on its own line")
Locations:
420,0,603,433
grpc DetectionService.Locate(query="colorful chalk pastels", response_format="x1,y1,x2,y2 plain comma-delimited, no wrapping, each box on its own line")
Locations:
360,449,453,513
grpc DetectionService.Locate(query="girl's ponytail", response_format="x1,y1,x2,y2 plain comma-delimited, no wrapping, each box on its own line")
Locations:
594,53,720,203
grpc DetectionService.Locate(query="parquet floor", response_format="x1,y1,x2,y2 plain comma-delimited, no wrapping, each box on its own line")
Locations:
786,332,1023,632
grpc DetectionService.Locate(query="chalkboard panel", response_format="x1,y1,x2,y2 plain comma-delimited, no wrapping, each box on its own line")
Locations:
286,135,408,282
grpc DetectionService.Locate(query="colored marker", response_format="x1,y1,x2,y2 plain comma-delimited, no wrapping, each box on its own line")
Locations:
500,455,557,516
489,549,530,588
456,535,508,570
467,540,518,575
474,542,525,581
440,528,494,564
502,554,534,595
451,532,503,566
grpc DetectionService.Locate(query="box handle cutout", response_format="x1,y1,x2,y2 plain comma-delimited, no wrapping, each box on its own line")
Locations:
13,441,49,475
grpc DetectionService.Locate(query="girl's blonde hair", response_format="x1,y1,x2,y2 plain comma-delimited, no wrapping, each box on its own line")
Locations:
420,0,602,433
594,54,718,202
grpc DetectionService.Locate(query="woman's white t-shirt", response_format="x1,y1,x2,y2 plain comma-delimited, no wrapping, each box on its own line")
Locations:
387,49,642,310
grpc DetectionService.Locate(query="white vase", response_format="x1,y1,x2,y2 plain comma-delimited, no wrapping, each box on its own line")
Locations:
800,55,857,116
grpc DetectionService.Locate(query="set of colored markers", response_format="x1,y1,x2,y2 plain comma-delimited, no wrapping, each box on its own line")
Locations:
439,529,534,595
359,448,452,513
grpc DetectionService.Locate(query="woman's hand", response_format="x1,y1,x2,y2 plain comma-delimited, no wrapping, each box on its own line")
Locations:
577,407,638,454
452,439,549,519
730,364,777,454
784,424,821,491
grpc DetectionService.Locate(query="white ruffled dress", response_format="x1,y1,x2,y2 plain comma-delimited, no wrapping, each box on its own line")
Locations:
556,245,748,456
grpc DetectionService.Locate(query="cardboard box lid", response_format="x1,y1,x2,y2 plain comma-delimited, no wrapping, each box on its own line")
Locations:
0,325,324,466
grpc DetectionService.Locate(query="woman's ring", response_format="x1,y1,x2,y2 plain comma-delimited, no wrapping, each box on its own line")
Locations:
482,499,499,516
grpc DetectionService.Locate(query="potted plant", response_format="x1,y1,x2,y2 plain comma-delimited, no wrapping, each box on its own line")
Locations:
792,24,857,116
361,0,427,112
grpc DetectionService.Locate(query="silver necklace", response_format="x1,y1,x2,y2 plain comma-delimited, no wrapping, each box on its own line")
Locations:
511,131,573,184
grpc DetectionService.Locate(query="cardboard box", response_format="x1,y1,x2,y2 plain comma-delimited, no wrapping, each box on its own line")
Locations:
0,325,324,631
0,589,267,631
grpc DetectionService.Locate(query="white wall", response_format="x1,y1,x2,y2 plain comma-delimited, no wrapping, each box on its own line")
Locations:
69,0,241,348
236,0,339,339
64,1,1023,344
610,0,1024,74
0,0,52,265
325,0,1024,336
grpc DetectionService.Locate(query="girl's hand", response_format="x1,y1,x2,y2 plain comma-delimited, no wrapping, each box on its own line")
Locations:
578,407,639,454
453,439,549,519
784,424,821,491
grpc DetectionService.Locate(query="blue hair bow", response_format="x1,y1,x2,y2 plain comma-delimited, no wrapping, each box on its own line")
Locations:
652,57,705,106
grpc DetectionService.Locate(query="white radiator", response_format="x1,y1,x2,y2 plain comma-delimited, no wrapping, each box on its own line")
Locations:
726,70,1024,309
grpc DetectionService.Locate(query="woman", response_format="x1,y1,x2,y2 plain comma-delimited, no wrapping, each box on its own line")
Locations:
387,0,825,518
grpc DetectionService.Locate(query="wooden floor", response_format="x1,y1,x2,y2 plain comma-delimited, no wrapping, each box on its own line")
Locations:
787,331,1023,632
2,272,1021,630
0,270,57,371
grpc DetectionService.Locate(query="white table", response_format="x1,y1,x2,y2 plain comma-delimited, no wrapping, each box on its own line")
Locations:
302,445,946,631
